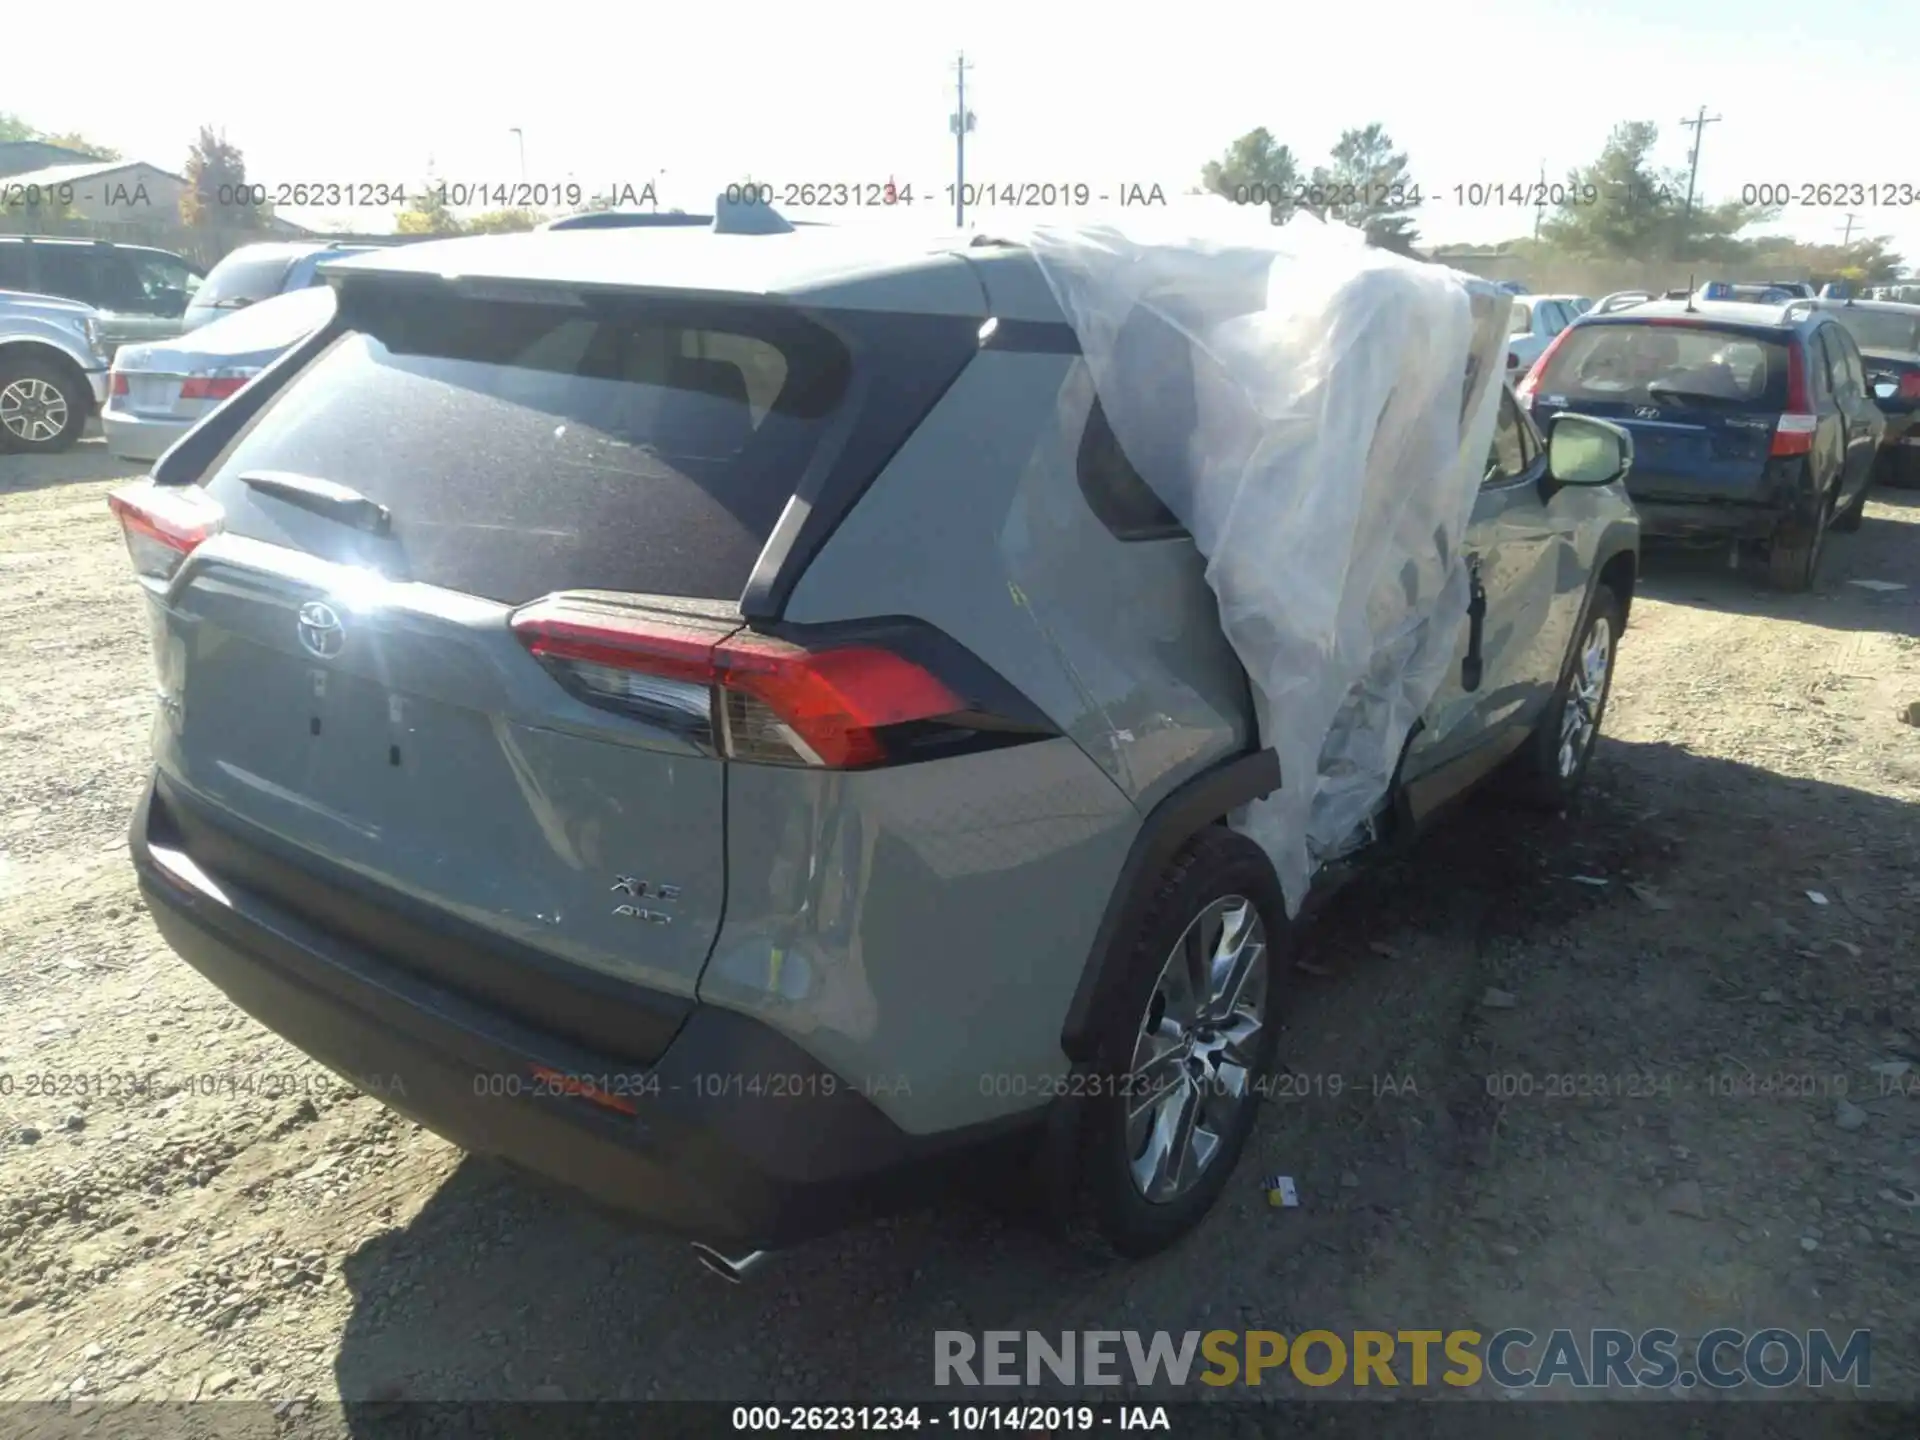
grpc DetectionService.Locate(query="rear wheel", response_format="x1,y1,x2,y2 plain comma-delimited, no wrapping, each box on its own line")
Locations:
0,355,88,454
1072,828,1285,1258
1767,497,1828,592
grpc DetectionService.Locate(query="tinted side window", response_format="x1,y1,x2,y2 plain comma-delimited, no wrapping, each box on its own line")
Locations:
1827,325,1867,393
29,246,104,306
1809,329,1840,403
1486,389,1530,482
1078,398,1186,540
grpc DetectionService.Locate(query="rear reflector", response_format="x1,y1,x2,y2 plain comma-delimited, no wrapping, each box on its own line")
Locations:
107,479,225,581
510,595,969,769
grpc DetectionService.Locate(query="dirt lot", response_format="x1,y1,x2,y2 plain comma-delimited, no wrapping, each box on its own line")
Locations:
3,438,1920,1418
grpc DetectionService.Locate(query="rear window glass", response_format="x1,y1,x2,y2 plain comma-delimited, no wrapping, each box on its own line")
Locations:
1834,308,1920,354
203,286,852,605
191,285,335,353
1535,322,1790,409
193,250,298,307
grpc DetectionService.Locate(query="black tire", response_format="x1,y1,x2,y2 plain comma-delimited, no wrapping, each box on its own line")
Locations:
1071,827,1286,1258
1882,448,1920,490
1507,582,1623,810
0,354,89,454
1767,497,1828,592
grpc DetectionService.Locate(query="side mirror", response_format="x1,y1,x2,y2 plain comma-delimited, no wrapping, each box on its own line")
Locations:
1546,413,1632,487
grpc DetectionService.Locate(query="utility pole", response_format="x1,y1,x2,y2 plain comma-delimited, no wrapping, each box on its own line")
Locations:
509,128,526,183
1678,106,1721,234
1839,212,1858,246
950,53,975,229
1533,157,1547,240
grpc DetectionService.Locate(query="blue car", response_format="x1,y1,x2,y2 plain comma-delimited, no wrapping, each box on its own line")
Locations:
1517,292,1884,590
181,242,381,334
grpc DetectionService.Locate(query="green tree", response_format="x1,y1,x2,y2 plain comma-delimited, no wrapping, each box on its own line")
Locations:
1200,128,1302,223
181,126,259,228
1308,123,1420,253
1538,121,1773,261
464,208,542,234
395,181,462,236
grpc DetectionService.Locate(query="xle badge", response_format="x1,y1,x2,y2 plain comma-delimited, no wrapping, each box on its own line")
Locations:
611,877,680,924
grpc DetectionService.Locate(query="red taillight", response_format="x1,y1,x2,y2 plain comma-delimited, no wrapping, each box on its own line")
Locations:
178,373,252,401
510,596,967,770
1900,372,1920,402
1514,326,1573,405
109,371,128,397
106,479,225,581
1772,342,1816,456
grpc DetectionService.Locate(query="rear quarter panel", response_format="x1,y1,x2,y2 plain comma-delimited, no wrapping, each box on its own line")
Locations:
705,347,1251,1132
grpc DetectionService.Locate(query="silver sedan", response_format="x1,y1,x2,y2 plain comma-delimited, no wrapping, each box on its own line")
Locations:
103,286,335,463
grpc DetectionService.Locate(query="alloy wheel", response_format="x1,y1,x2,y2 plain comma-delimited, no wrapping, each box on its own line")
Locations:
1125,895,1269,1204
1557,613,1613,779
0,377,69,444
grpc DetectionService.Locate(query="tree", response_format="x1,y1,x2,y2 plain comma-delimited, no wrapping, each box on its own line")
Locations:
181,126,260,228
395,181,462,236
0,113,120,160
1200,128,1302,224
1308,123,1420,253
464,208,542,235
1538,120,1774,262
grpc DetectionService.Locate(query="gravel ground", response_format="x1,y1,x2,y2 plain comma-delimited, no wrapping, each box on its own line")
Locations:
3,438,1919,1421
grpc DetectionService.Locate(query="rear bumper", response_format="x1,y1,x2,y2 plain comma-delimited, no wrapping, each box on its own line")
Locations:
129,775,1038,1250
1631,500,1790,543
102,408,190,463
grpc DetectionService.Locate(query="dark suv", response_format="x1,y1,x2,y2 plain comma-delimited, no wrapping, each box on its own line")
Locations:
1518,295,1883,590
0,236,203,348
1806,296,1920,487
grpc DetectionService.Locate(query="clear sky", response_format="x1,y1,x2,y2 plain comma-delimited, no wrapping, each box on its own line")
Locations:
8,0,1915,266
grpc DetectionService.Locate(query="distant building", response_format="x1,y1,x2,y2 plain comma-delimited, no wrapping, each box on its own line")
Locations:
1,158,311,235
0,141,101,178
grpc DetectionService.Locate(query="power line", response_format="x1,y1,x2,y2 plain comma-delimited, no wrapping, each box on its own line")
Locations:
1678,106,1722,230
949,53,975,229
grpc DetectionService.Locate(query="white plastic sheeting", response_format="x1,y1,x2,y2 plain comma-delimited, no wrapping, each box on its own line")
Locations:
1020,205,1513,916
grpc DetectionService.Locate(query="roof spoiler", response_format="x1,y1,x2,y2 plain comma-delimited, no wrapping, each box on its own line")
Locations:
1593,291,1652,315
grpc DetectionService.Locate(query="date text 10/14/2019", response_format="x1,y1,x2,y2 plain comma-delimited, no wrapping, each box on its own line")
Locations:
731,1405,1171,1431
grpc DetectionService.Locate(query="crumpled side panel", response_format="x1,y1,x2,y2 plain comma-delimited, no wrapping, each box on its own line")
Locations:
1022,205,1512,915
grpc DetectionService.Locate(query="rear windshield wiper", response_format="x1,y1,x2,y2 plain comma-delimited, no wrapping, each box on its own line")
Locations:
240,471,391,535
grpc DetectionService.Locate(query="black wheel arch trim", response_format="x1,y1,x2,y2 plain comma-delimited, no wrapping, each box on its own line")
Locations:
1058,747,1282,1064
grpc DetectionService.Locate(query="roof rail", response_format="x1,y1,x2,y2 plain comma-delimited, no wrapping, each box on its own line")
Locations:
1594,290,1652,315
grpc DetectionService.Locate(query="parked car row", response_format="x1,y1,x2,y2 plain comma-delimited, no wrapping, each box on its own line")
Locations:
2,205,795,455
1515,280,1917,590
0,236,385,453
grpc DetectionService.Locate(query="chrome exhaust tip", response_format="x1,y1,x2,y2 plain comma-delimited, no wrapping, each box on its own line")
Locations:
691,1243,768,1284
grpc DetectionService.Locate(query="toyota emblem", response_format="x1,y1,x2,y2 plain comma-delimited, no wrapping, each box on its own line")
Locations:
296,600,345,660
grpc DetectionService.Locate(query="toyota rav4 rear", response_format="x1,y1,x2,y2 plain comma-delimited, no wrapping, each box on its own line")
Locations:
111,230,1251,1257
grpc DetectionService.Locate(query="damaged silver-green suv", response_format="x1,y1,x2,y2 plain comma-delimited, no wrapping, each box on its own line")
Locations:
111,227,1638,1274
